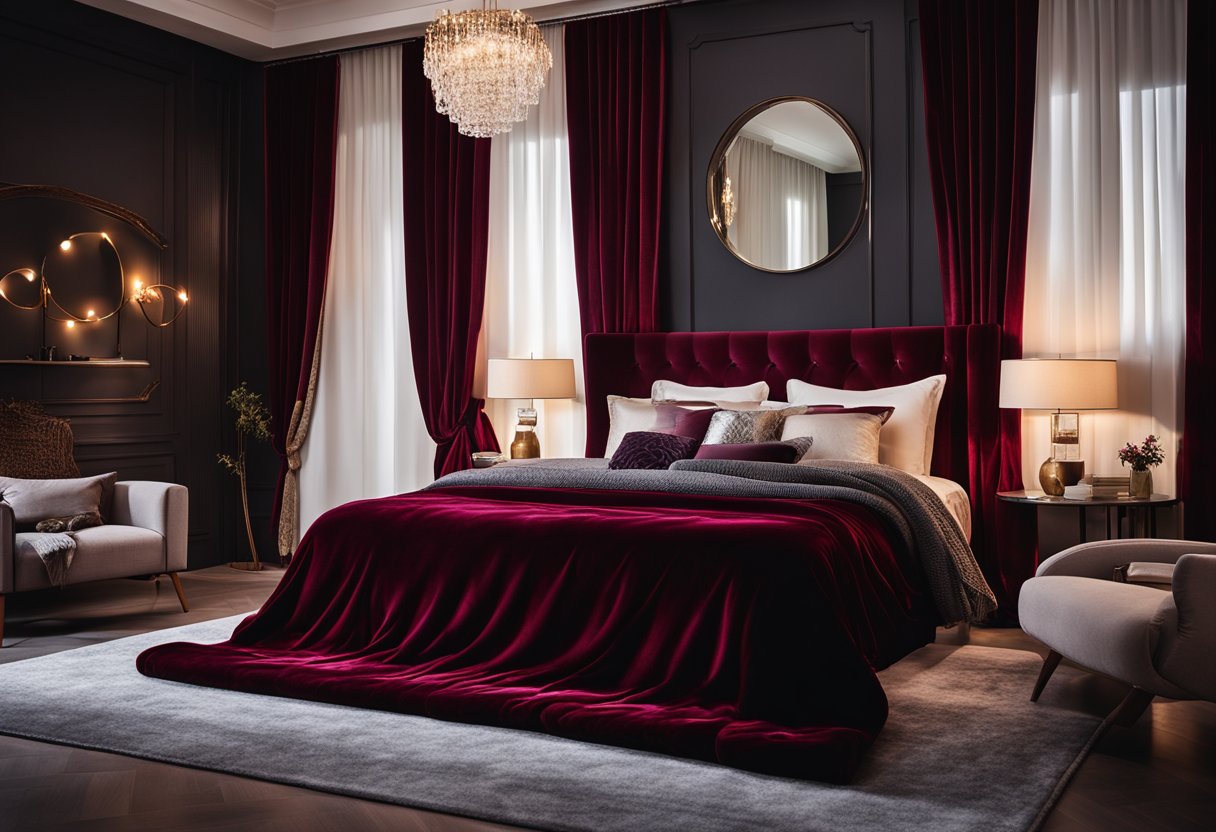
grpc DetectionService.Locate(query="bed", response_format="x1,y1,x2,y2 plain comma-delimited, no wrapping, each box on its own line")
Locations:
138,324,1001,784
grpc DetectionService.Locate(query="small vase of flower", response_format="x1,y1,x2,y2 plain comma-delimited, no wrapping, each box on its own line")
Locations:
1118,435,1164,499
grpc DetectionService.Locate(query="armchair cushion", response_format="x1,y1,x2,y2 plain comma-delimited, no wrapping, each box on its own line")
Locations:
13,525,166,592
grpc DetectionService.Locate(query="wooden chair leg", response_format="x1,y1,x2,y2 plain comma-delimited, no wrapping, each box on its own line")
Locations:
167,572,189,613
1031,649,1064,702
1111,687,1154,727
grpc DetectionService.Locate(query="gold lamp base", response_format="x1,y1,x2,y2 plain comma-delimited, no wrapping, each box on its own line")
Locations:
1039,459,1085,496
510,430,540,459
509,407,540,459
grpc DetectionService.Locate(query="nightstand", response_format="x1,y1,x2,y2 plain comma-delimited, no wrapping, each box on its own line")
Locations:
997,490,1178,543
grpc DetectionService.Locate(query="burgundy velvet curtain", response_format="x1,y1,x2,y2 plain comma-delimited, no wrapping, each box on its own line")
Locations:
565,9,667,336
1182,2,1216,541
264,57,340,535
919,0,1038,619
401,41,499,479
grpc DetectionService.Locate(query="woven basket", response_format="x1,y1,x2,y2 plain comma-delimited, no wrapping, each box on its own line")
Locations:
0,401,80,479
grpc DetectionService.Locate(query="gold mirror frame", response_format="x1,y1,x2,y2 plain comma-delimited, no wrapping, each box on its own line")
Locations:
706,96,868,274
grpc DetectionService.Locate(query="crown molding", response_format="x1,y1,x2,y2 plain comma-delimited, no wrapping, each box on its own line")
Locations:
73,0,664,60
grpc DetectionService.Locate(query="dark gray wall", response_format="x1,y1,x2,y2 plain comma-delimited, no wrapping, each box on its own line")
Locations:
662,0,942,332
0,0,272,569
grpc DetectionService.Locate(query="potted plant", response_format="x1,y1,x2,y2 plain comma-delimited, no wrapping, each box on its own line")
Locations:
218,382,272,571
1118,434,1164,499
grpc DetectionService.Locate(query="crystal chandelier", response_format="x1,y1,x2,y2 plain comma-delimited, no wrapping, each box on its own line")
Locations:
423,2,553,138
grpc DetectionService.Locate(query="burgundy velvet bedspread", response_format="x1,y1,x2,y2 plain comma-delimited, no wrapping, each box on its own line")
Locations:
137,486,937,783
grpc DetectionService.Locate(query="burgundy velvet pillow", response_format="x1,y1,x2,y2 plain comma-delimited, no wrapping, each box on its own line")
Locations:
655,404,721,441
609,431,701,470
694,442,800,464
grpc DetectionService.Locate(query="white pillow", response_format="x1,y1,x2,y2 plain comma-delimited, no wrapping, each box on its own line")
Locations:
785,375,946,475
782,413,884,464
604,396,660,457
651,380,769,403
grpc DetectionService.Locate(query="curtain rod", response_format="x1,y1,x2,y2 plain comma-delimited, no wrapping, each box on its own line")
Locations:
263,0,693,67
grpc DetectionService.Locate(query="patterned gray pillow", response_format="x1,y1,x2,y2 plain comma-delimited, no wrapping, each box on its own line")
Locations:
702,407,806,445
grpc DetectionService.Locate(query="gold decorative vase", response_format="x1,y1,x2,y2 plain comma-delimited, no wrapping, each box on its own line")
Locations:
1129,469,1153,499
1038,459,1085,497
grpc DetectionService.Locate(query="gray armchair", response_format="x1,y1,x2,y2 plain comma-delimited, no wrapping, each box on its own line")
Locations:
0,481,189,645
1019,539,1216,724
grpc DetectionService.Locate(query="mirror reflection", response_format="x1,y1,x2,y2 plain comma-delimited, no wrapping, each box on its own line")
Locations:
708,98,866,272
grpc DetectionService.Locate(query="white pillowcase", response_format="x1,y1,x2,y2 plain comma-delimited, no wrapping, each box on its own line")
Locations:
785,375,946,475
782,413,884,464
651,380,769,403
604,396,662,457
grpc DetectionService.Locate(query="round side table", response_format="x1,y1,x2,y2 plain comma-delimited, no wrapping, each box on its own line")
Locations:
997,490,1178,543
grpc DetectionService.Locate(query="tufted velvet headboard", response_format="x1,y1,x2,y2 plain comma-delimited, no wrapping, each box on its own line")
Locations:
583,325,1001,493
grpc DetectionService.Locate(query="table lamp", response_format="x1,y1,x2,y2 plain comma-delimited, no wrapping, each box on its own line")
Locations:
999,358,1119,496
487,357,577,459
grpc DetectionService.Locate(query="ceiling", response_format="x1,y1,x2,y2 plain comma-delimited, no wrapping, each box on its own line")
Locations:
74,0,665,61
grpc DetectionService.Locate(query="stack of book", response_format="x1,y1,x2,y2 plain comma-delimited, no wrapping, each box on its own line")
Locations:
1062,476,1130,500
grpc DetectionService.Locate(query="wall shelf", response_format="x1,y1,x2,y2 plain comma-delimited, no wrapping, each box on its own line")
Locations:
0,359,150,367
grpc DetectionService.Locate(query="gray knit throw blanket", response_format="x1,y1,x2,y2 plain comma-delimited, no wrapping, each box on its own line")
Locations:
430,458,997,625
25,533,76,588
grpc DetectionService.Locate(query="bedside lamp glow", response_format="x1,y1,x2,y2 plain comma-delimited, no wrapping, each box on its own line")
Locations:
1000,358,1118,495
487,357,576,459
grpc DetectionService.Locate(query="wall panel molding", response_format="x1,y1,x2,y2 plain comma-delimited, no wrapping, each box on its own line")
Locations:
0,0,265,569
662,0,943,333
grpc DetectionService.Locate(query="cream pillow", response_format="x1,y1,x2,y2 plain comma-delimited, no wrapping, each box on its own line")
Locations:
651,380,769,403
785,375,946,475
604,396,661,457
782,413,884,464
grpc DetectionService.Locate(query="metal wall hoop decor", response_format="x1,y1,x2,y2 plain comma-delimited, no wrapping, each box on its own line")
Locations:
0,185,188,354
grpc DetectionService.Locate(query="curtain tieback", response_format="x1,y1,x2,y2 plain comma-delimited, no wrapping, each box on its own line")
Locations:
277,310,325,558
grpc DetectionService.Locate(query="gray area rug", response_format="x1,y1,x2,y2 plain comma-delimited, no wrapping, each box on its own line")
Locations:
0,616,1105,832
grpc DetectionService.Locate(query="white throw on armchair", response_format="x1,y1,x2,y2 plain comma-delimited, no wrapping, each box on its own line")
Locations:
0,481,189,646
1019,539,1216,725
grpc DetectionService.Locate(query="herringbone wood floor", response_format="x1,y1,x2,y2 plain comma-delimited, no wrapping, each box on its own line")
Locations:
1,567,1213,831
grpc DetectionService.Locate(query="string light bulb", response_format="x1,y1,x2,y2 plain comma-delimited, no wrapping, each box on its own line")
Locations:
59,240,72,252
178,291,188,303
65,320,75,329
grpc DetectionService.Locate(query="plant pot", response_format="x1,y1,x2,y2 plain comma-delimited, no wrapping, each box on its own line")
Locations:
1129,468,1153,499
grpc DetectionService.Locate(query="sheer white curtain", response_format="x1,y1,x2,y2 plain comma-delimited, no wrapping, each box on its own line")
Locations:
727,137,828,270
482,25,585,457
299,45,434,532
1024,0,1186,493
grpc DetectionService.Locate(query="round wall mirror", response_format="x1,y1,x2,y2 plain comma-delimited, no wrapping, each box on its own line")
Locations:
707,97,867,273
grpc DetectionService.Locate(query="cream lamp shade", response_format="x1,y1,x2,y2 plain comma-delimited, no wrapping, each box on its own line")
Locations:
486,358,576,400
999,359,1119,410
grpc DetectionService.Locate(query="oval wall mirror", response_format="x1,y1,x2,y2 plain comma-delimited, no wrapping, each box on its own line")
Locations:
707,97,867,273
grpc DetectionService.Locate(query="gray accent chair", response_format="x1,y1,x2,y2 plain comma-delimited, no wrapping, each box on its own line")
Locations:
1019,539,1216,725
0,481,189,645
